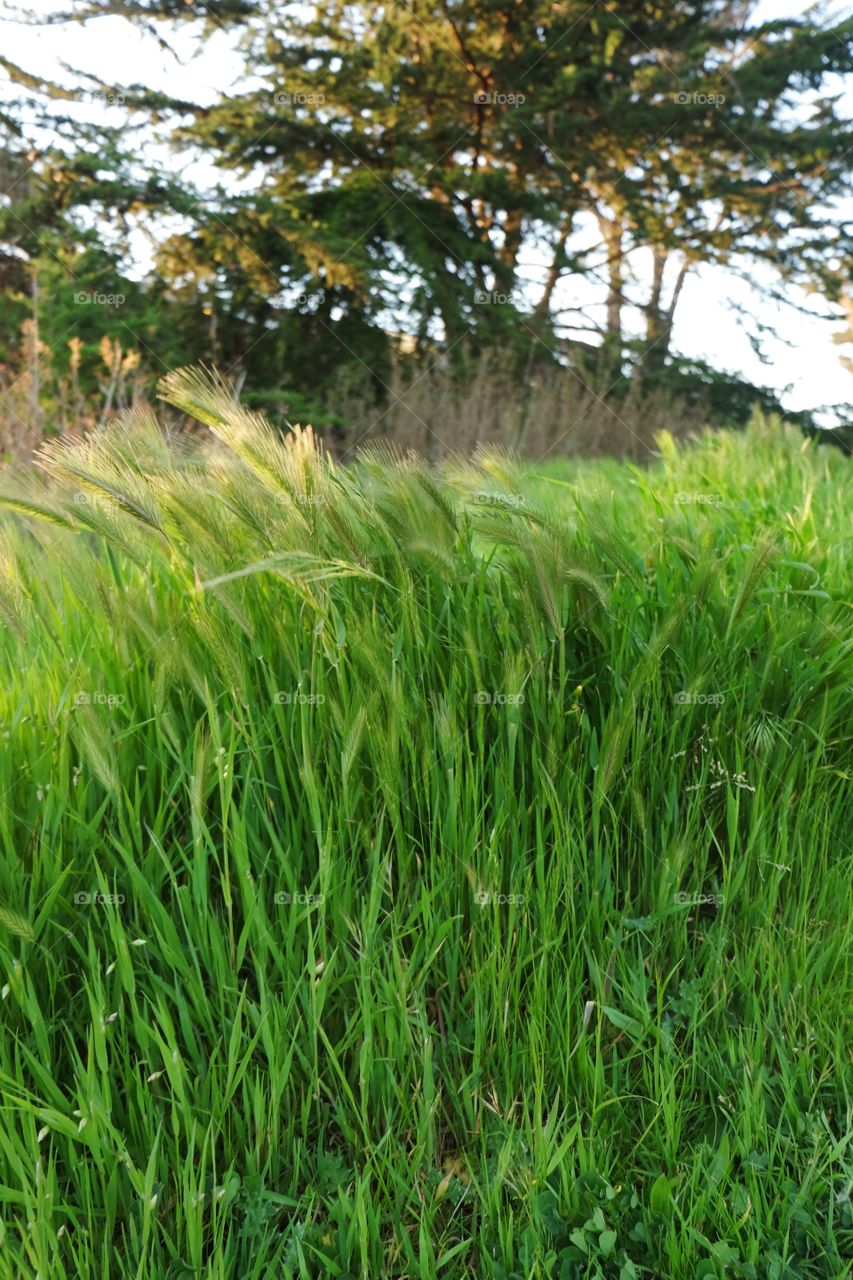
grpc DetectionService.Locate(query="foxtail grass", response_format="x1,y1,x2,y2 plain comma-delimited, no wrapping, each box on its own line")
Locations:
0,372,850,1279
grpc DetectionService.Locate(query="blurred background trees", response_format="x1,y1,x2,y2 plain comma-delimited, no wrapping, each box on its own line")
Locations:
1,0,852,454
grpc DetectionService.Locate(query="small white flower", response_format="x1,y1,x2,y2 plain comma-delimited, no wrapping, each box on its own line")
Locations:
37,1126,49,1143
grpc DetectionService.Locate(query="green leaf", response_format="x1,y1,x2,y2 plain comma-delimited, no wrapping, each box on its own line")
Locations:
709,1132,731,1183
602,1006,644,1038
569,1229,588,1254
599,1229,617,1256
710,1240,740,1264
649,1173,676,1217
585,1207,606,1232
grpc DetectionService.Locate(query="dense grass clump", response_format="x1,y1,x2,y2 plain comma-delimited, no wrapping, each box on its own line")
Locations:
0,369,850,1280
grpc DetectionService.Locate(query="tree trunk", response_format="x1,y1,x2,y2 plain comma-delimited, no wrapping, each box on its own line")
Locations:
595,212,624,339
536,221,571,317
639,250,690,376
30,265,42,437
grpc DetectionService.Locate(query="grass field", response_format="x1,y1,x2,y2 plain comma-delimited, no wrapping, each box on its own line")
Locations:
0,369,850,1280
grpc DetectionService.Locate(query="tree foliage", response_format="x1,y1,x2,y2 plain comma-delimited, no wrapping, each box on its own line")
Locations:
1,0,852,430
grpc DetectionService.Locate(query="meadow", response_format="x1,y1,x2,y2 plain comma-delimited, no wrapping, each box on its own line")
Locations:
0,368,850,1279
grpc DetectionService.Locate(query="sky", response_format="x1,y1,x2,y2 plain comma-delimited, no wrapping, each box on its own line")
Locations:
2,0,853,423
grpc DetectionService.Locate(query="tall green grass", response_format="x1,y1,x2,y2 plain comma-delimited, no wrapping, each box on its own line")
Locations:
0,369,850,1279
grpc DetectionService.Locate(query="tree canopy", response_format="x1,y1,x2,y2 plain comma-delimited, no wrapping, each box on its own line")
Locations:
1,0,852,431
